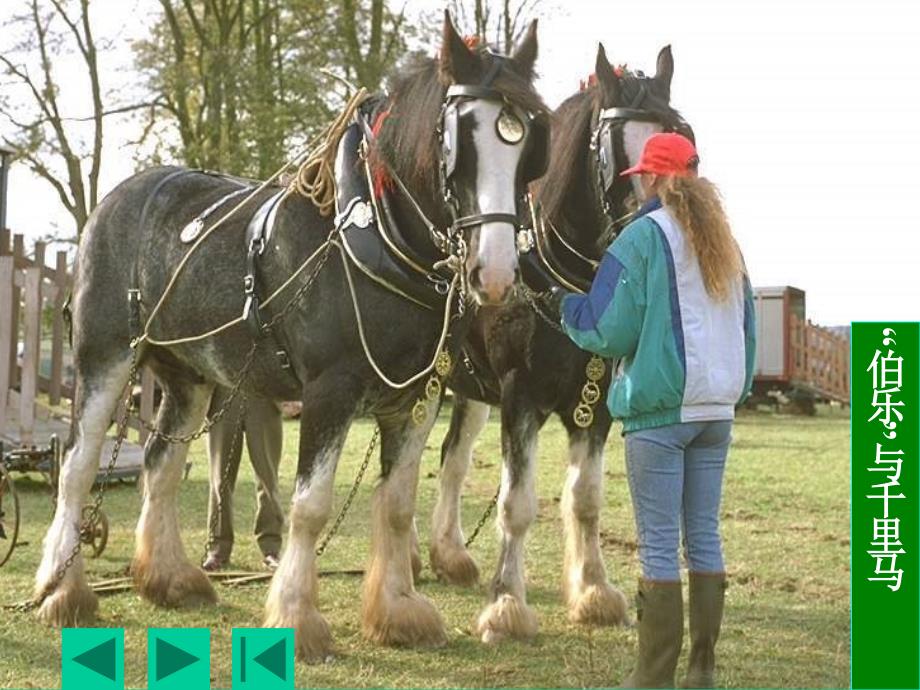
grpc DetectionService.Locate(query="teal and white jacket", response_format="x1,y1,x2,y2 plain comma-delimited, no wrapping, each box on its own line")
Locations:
561,197,756,433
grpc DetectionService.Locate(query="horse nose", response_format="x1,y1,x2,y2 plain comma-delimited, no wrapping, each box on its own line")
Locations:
470,265,516,305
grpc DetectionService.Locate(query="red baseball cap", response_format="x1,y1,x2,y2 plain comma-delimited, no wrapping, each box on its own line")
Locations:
620,132,699,177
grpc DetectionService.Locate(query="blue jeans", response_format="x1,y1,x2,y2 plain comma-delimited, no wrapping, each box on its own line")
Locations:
624,420,732,581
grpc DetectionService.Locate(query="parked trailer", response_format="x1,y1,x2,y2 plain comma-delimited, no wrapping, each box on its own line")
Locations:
752,286,850,404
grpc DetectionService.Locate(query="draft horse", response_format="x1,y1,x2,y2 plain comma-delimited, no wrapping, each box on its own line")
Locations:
428,44,694,642
34,13,548,662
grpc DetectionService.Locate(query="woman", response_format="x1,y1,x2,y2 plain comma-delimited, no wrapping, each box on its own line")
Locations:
547,132,755,688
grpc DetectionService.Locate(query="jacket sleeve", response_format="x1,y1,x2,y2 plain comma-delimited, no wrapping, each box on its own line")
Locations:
740,272,757,401
560,249,645,359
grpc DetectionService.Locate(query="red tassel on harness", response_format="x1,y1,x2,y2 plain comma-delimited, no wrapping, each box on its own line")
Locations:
370,109,394,198
579,64,627,91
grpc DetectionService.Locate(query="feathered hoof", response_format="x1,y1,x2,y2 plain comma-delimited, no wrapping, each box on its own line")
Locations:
429,542,480,587
132,558,217,608
568,582,630,626
36,581,99,627
475,593,539,644
363,591,447,648
264,606,334,664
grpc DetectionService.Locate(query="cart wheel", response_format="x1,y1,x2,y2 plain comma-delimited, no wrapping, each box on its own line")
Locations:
0,465,20,567
80,506,109,558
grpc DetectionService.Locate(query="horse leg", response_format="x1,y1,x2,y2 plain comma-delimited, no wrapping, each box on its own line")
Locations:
476,373,542,643
35,355,133,626
132,374,216,607
263,368,362,663
430,395,490,586
561,422,629,626
362,396,447,648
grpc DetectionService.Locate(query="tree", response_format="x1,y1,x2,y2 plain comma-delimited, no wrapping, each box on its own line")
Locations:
0,0,126,237
449,0,543,53
336,0,410,92
135,0,337,179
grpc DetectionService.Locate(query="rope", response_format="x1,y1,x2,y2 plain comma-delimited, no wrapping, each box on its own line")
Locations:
144,236,332,347
137,89,370,348
336,242,458,390
289,87,369,218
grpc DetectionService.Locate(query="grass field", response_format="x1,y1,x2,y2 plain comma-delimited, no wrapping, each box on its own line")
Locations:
0,405,850,689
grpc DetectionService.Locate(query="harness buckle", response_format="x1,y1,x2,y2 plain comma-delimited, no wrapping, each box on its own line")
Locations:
243,274,255,295
275,349,291,369
248,236,265,255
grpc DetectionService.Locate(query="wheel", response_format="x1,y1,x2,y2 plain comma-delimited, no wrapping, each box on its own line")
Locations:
0,464,20,567
80,506,109,558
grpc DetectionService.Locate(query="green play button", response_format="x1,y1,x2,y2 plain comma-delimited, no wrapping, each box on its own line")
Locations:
148,628,210,689
232,628,293,689
62,628,124,690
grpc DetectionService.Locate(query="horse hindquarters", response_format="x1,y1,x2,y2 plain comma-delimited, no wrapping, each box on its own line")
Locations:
429,396,490,586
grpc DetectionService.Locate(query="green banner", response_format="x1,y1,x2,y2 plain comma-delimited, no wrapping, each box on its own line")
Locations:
852,322,919,689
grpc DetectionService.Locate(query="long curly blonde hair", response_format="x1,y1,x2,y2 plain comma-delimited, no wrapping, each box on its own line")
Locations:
658,175,742,301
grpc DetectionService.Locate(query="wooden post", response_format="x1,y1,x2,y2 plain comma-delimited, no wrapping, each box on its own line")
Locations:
19,264,41,444
49,250,68,405
0,255,13,435
8,233,23,389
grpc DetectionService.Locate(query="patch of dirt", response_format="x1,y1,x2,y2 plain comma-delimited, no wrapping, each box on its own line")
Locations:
600,530,637,552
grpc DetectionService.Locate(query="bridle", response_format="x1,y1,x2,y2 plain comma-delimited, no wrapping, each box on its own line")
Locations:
591,75,694,230
358,60,548,297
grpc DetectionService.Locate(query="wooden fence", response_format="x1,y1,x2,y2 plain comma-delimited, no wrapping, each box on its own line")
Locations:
0,229,155,447
788,312,850,403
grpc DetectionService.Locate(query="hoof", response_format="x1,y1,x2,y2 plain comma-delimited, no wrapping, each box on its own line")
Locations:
363,591,447,648
133,560,217,608
476,593,538,643
568,582,630,626
36,582,99,627
264,606,334,664
429,542,480,587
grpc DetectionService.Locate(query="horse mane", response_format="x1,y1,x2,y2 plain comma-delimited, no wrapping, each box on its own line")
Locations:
371,48,548,199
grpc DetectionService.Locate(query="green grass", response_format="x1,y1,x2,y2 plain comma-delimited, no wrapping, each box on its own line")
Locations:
0,405,850,688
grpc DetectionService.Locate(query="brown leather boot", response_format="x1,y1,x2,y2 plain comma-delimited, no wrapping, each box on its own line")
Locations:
620,579,683,688
682,572,726,688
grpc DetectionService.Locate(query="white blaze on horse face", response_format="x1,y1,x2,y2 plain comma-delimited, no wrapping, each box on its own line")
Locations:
464,99,524,305
622,120,664,201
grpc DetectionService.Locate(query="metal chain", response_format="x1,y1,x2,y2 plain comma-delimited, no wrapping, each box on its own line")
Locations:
6,236,336,614
10,355,141,613
315,426,379,556
465,483,500,549
519,284,566,334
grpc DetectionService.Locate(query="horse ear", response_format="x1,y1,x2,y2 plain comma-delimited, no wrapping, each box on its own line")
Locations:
655,44,674,100
511,19,538,78
595,43,619,104
440,9,478,84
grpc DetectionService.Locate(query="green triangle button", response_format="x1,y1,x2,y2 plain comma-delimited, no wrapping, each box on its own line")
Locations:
148,628,210,689
73,637,116,681
62,628,124,690
232,628,293,689
253,638,287,681
156,637,200,680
